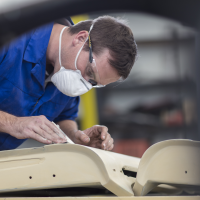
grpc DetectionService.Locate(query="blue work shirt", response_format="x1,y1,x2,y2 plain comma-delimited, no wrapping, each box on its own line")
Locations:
0,23,80,150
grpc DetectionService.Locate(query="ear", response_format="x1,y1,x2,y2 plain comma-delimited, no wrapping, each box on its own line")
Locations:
72,31,89,47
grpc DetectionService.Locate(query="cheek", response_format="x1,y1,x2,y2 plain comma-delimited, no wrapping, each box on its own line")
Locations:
79,63,89,81
82,75,89,82
77,51,88,74
82,69,90,82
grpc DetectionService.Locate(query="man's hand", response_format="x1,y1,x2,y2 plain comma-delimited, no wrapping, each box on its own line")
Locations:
73,125,114,151
9,115,67,144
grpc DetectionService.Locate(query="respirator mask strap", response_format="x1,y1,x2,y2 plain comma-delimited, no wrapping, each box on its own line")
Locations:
59,26,67,68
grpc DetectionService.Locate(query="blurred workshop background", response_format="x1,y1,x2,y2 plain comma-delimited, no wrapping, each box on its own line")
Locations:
18,11,198,158
73,12,197,158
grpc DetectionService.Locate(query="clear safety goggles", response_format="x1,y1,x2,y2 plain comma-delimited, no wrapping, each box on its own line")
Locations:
88,34,105,88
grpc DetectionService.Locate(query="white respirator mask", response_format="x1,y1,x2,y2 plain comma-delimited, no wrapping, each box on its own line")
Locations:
51,25,94,97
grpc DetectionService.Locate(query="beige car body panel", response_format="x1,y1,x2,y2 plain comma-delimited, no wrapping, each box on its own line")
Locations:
0,143,139,196
0,139,199,199
2,197,200,200
133,140,200,196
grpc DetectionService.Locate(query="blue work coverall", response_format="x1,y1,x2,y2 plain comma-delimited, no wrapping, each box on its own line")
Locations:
0,23,80,150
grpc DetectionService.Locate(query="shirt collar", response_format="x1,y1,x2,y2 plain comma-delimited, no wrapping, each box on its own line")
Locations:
23,23,53,88
23,23,54,64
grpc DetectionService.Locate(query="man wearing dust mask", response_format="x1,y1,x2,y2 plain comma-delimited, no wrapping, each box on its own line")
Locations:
0,16,137,151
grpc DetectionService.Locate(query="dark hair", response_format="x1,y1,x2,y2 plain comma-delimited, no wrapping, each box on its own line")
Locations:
68,16,138,80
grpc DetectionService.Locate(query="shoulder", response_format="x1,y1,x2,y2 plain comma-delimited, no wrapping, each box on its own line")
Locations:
4,22,54,52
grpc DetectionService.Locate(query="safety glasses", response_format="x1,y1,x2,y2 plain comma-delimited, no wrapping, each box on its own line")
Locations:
88,34,105,88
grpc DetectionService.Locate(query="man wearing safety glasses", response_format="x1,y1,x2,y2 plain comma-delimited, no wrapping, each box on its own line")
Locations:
0,16,137,151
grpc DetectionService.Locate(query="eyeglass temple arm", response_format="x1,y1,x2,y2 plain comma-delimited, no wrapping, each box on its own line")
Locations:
88,35,93,63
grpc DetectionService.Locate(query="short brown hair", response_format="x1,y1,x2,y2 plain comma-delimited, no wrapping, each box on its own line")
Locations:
68,16,137,80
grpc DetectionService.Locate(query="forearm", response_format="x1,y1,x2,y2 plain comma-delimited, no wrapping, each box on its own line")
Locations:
57,120,78,142
0,111,66,144
0,111,18,134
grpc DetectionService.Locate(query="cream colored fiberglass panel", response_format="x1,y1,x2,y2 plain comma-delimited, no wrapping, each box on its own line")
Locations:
133,139,200,196
0,139,199,197
0,144,139,196
1,196,200,200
